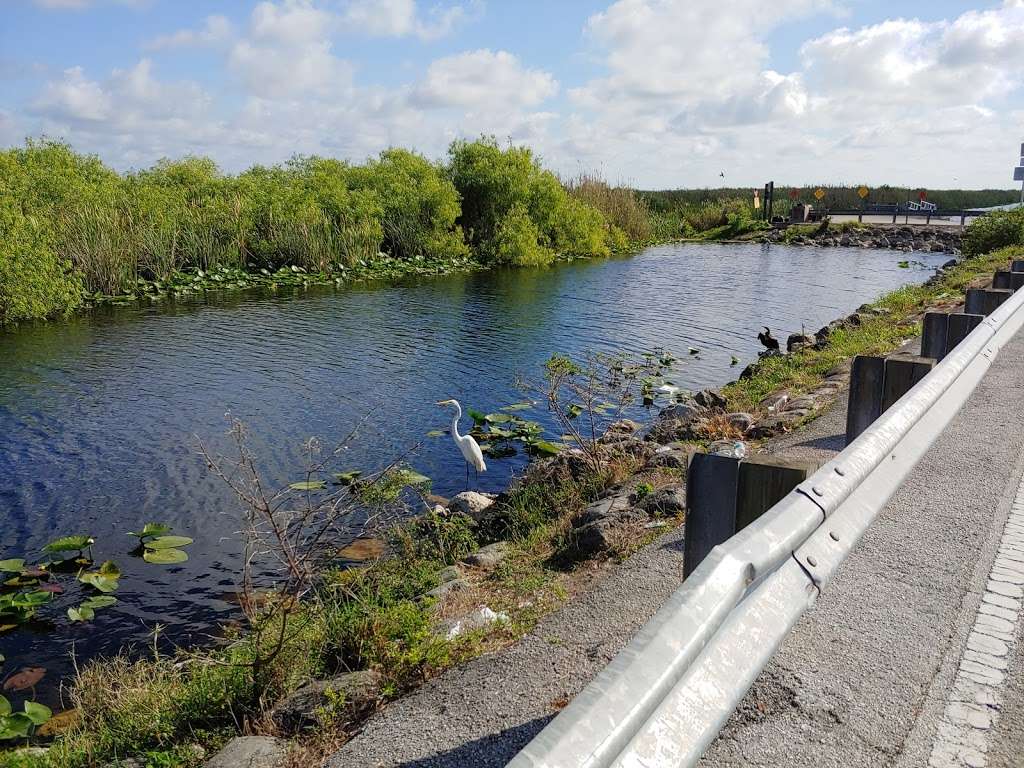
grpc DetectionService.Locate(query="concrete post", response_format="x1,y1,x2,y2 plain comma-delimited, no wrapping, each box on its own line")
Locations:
736,456,817,532
946,312,984,353
845,355,886,444
882,354,935,411
921,312,950,361
993,271,1024,291
965,288,1013,316
684,453,740,578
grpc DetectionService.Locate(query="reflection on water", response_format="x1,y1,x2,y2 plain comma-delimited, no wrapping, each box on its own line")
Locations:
0,242,946,699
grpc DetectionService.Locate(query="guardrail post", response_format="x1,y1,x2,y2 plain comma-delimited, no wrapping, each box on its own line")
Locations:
882,354,935,411
947,312,984,353
921,312,949,360
846,355,886,443
965,288,1013,316
736,456,817,531
684,453,739,578
684,453,816,578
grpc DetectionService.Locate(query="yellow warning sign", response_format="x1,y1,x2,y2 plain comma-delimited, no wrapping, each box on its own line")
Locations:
857,186,869,199
814,188,825,201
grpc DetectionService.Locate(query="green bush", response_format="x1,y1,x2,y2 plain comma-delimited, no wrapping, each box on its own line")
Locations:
447,137,610,263
962,208,1024,258
346,149,468,261
0,195,82,324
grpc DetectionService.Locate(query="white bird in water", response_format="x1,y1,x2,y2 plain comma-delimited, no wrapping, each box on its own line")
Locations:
436,399,486,489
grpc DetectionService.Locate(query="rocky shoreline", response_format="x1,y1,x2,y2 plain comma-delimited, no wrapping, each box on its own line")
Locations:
756,223,962,254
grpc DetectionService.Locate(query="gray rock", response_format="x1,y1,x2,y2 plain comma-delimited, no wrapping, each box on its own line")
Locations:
272,670,381,733
463,541,511,569
693,389,727,409
659,402,706,422
577,493,632,527
270,671,382,737
425,578,471,601
759,391,790,412
942,258,958,269
571,508,644,558
645,444,694,470
786,333,816,353
726,412,755,432
648,402,707,443
637,485,686,516
748,410,805,438
786,395,819,411
606,418,639,434
438,565,463,583
204,736,286,768
449,491,496,519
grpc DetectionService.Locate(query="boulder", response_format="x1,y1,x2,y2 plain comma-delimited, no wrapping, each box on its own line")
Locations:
438,565,463,583
693,389,727,409
204,737,286,768
425,577,470,601
645,444,695,470
606,418,639,434
647,402,707,443
463,541,511,570
571,509,645,558
747,411,804,438
271,670,381,733
786,333,816,353
726,412,755,432
449,491,496,519
576,493,632,527
785,395,819,411
759,391,790,412
637,485,686,516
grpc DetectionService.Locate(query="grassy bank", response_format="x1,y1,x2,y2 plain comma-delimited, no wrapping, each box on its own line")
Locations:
0,138,676,325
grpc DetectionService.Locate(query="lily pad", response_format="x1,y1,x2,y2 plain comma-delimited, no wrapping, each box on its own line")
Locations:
42,536,94,554
0,560,25,574
98,560,121,577
22,701,49,727
143,548,188,564
127,523,171,540
0,712,32,739
0,695,8,717
426,430,445,438
79,572,119,593
67,606,95,622
81,595,117,610
483,413,513,424
529,441,563,457
501,402,533,411
288,480,327,492
143,536,193,550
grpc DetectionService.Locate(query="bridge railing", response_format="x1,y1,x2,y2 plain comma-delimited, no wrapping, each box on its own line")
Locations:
825,208,988,225
508,273,1024,768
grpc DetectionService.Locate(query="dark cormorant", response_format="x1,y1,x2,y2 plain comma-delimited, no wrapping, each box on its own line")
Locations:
757,326,780,351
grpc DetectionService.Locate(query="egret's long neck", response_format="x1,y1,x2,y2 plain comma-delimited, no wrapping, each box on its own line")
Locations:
450,402,462,441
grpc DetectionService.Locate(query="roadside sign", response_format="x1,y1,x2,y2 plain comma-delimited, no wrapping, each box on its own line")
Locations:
919,190,927,202
1015,167,1024,182
753,189,761,209
789,189,800,200
814,188,825,200
857,186,869,199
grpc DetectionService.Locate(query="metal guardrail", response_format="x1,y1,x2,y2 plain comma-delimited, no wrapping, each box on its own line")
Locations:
509,282,1024,768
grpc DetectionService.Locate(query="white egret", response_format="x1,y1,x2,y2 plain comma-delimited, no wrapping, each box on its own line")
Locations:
436,399,486,488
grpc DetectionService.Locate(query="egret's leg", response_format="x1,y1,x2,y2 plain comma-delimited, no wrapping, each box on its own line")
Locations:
465,462,470,490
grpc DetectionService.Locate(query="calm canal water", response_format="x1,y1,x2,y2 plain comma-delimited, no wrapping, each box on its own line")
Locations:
0,242,947,702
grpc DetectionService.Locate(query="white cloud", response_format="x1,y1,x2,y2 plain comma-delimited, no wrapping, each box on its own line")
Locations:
411,49,557,109
341,0,475,41
145,15,233,51
228,1,353,98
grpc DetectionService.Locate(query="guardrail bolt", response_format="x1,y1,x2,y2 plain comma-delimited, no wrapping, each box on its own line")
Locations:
829,531,840,541
807,556,818,567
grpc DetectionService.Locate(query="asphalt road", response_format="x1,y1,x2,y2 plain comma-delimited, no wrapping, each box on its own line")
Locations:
328,329,1024,767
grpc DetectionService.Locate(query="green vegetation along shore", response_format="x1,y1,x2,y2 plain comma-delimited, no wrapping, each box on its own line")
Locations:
4,212,1024,768
0,138,676,325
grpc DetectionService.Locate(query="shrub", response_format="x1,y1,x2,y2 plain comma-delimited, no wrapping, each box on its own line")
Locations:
962,208,1024,258
493,204,551,266
566,172,653,243
0,195,82,324
345,149,468,261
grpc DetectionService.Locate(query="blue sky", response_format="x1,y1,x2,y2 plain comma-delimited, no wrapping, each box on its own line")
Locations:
2,1,1022,188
